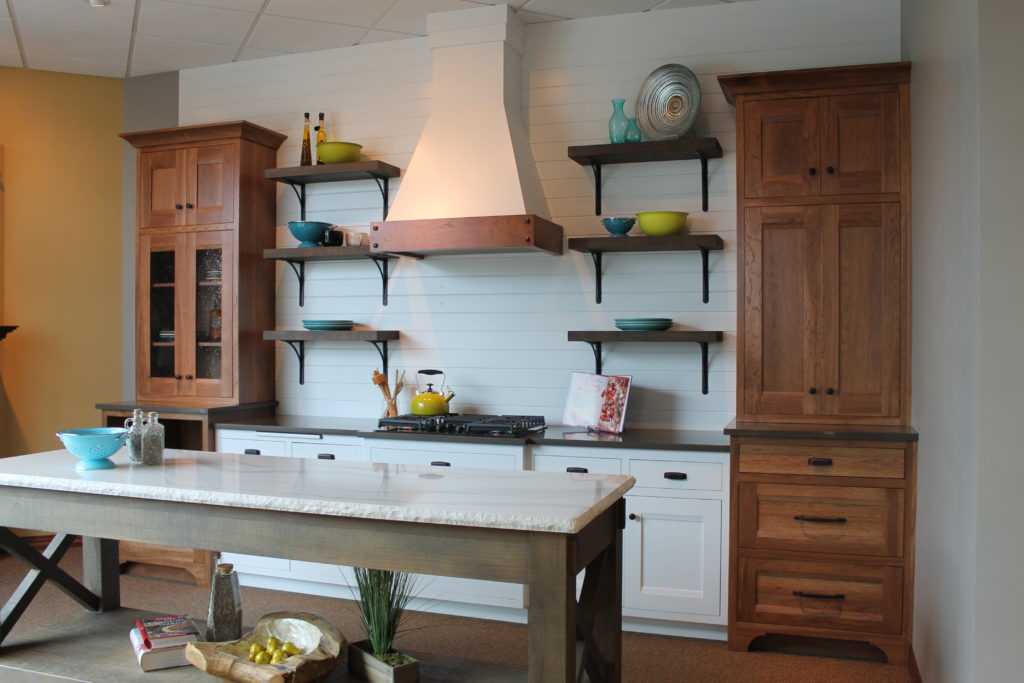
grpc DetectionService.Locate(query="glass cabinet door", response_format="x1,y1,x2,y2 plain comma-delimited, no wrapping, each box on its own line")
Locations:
138,233,182,397
188,230,233,398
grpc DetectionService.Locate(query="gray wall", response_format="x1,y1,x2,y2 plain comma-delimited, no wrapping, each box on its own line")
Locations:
120,71,178,400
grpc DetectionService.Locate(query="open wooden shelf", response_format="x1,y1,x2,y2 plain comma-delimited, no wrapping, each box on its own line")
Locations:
264,245,419,307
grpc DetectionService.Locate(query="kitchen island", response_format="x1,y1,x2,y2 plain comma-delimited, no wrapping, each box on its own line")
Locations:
0,448,633,682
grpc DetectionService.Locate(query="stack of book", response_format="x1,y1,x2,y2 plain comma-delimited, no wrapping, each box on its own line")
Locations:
129,614,201,672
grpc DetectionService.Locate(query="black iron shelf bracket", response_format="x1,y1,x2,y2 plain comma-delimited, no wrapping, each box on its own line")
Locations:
699,153,710,212
586,341,603,376
369,256,391,306
699,341,710,395
700,246,710,304
589,252,604,304
368,340,390,379
283,182,307,220
581,246,713,305
372,176,391,220
589,162,603,216
282,260,306,306
282,340,306,385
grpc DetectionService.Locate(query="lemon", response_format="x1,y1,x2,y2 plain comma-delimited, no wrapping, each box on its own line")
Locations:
248,642,264,660
282,641,301,656
253,650,271,665
265,636,280,651
270,650,288,664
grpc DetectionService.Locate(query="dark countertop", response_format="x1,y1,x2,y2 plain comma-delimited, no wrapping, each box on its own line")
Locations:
96,400,278,416
724,419,918,442
214,415,731,452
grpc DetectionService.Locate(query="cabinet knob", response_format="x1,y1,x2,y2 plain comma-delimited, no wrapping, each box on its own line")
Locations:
808,167,817,176
826,166,835,174
628,513,638,521
185,374,193,380
566,466,589,473
808,387,817,395
175,203,183,210
826,388,835,395
174,374,183,380
430,461,451,467
185,202,194,209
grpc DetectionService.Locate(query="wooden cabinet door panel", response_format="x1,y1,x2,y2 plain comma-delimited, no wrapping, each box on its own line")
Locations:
736,557,903,634
737,482,904,557
137,233,184,397
823,203,902,418
822,92,900,195
187,230,234,398
743,97,820,198
139,150,185,228
742,206,822,417
186,144,235,226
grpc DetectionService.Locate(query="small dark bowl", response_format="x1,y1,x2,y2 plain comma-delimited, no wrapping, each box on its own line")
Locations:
602,217,636,237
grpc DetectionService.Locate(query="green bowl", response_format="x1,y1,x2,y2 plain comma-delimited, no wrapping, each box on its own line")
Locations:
636,211,689,237
317,141,363,164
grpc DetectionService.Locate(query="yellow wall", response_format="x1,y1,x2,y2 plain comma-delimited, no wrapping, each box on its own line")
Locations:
0,67,123,458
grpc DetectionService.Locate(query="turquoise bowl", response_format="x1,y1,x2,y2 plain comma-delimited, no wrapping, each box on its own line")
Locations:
56,427,129,471
288,220,333,248
602,217,636,237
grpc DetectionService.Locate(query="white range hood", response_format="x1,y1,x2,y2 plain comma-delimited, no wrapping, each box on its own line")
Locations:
370,4,563,256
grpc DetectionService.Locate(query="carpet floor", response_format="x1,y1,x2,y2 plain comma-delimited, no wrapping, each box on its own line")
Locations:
0,547,915,682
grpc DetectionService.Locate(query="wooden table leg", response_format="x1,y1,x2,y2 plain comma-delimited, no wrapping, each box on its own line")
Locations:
82,537,120,611
577,514,623,682
528,532,576,682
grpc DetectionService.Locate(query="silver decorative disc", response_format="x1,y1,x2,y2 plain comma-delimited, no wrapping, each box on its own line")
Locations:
635,64,701,141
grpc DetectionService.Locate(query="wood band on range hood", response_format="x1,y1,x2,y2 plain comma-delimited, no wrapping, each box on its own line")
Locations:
369,215,564,256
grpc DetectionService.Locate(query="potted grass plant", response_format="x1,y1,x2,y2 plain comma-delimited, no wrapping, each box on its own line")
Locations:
347,568,419,683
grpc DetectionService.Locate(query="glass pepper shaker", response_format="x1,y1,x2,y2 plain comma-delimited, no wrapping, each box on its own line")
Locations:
206,563,242,641
124,408,145,464
142,411,164,465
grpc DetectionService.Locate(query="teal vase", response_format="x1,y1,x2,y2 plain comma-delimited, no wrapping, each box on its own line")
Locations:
608,99,628,144
626,117,643,143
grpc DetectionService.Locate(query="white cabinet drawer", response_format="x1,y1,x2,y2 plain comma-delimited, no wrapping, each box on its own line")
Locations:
532,453,621,475
369,448,515,470
291,438,363,462
629,458,723,493
217,436,288,458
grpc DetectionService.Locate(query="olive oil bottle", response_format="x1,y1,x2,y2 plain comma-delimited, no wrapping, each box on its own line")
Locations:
300,112,312,166
315,112,327,164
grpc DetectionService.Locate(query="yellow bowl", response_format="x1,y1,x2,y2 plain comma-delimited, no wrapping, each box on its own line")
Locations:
317,141,362,164
636,211,689,236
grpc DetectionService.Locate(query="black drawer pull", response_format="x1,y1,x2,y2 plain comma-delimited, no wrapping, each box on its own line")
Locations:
243,449,260,455
663,472,688,481
793,590,845,600
628,513,638,521
807,457,834,467
566,467,589,473
430,461,451,467
317,453,335,460
794,515,847,524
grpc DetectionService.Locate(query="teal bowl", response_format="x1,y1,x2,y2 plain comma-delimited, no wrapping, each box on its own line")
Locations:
56,428,128,471
602,217,636,237
636,211,689,236
288,220,333,248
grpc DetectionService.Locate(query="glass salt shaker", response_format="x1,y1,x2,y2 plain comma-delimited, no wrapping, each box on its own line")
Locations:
124,408,145,464
206,563,242,641
142,411,164,465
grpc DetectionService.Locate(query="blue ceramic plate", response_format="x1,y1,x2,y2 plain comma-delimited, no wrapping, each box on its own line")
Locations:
616,321,673,331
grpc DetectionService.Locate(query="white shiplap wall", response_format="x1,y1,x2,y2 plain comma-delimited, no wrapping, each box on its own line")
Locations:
178,0,900,430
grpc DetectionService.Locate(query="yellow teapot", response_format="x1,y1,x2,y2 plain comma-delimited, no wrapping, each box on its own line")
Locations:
411,369,454,416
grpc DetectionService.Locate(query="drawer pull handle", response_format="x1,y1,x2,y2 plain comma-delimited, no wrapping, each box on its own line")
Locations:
317,453,335,460
243,449,261,455
793,590,845,601
628,513,638,521
566,467,589,473
794,515,847,524
807,457,834,467
430,461,451,467
663,472,688,481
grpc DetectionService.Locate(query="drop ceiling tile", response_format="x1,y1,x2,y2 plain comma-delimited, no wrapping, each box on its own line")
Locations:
23,54,126,78
10,0,135,32
132,34,239,73
359,28,422,45
137,0,256,46
521,0,661,19
376,0,492,36
162,0,267,10
265,0,393,28
0,18,17,54
654,0,731,8
248,14,367,52
0,3,8,19
20,24,130,62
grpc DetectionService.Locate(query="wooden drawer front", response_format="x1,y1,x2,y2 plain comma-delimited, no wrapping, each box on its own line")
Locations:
629,459,723,492
738,483,903,556
739,443,905,479
737,557,903,634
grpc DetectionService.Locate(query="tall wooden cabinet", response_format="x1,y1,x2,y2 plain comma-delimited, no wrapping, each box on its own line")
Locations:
117,121,285,586
720,63,917,666
122,121,285,407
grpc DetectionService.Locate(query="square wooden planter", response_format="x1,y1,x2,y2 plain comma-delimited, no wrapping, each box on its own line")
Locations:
347,640,419,683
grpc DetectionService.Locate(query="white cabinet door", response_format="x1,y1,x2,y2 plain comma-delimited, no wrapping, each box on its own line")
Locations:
623,496,722,618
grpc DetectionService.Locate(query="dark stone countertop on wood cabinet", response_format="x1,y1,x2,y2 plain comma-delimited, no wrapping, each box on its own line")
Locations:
724,419,918,442
214,415,731,452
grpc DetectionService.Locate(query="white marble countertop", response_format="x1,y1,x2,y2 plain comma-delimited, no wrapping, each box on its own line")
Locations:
0,449,634,534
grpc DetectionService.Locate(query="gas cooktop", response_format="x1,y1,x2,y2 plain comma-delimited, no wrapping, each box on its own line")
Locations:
376,414,546,438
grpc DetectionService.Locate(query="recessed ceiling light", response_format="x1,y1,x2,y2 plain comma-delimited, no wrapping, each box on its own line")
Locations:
88,0,110,7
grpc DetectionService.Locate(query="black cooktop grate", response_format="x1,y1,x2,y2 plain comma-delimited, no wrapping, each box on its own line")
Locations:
377,414,545,437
